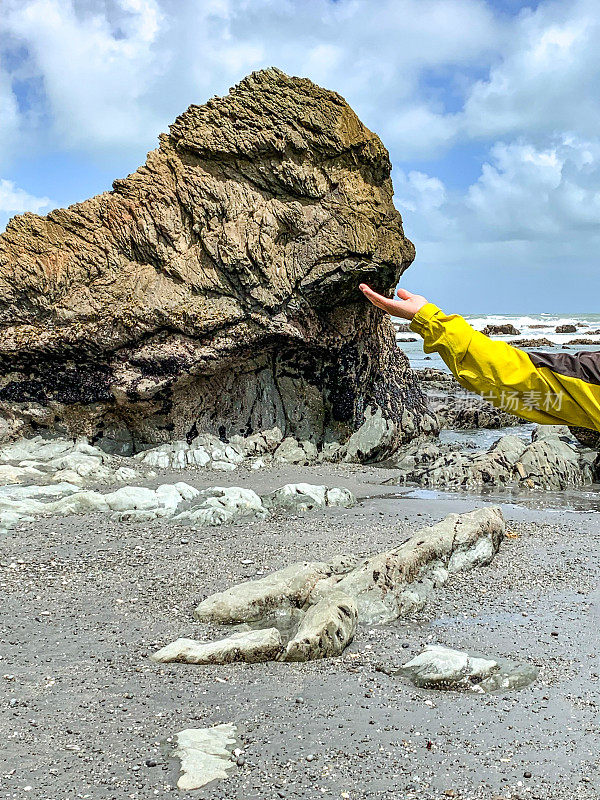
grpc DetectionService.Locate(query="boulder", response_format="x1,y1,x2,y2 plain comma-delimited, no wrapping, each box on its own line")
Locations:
398,645,538,693
194,561,335,624
512,337,554,347
481,324,520,336
556,324,577,333
318,506,504,623
389,427,594,490
262,482,355,512
568,425,600,450
283,590,358,662
0,68,436,458
398,645,499,690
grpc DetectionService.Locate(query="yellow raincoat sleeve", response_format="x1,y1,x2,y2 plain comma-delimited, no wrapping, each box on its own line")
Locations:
409,303,600,431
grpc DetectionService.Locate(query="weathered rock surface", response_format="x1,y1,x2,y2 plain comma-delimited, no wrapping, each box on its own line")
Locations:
397,645,538,693
283,590,358,661
416,368,521,430
151,629,283,665
262,482,355,511
172,724,237,791
0,475,355,535
388,425,596,490
0,68,436,457
568,424,600,450
155,508,503,664
482,324,520,336
0,435,141,485
512,337,554,347
315,506,504,624
194,561,337,624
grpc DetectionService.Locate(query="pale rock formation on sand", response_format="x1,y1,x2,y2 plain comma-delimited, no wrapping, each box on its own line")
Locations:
262,482,355,511
283,589,358,661
153,507,504,665
0,480,200,534
0,478,355,535
398,645,538,693
0,68,436,457
0,436,140,485
172,724,237,791
152,629,283,665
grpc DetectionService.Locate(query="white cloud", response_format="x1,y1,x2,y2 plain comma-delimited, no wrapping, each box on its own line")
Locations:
2,0,167,149
396,135,600,245
0,178,50,214
462,0,600,141
0,0,501,154
384,106,459,159
397,170,447,213
0,178,52,232
0,71,19,160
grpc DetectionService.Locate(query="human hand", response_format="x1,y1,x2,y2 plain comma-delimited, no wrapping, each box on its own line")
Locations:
359,284,428,320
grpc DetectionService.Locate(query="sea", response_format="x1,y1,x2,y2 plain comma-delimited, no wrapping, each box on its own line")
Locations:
396,312,600,372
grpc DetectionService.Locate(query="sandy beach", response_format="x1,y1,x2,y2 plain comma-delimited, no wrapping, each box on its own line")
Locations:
2,460,600,800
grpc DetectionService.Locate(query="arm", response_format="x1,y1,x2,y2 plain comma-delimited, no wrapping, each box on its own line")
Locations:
359,284,600,431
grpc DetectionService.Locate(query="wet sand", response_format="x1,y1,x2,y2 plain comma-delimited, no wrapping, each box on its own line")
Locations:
2,462,600,799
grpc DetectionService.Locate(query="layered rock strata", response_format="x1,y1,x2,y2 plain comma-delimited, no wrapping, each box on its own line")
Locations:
0,68,436,457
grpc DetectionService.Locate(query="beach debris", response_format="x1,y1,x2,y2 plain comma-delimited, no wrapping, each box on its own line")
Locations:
153,507,504,665
171,724,237,791
397,645,538,693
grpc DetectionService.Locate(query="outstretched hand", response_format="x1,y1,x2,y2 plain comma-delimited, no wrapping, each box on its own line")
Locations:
359,284,428,320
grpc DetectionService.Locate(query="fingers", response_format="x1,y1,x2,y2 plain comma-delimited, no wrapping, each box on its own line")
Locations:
359,284,392,311
359,284,389,304
395,287,414,300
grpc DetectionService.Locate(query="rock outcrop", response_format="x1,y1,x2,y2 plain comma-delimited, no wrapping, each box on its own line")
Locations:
397,645,538,693
417,368,521,430
387,424,599,490
481,324,520,336
153,507,504,664
0,68,436,457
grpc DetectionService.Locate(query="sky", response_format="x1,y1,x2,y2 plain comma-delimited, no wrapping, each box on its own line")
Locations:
1,0,599,313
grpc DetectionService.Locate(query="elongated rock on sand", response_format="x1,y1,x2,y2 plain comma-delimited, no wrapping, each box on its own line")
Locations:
151,629,283,665
324,506,504,623
153,507,504,665
194,562,337,624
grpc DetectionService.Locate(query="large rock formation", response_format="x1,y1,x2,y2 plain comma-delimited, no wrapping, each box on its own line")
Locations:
0,68,436,455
